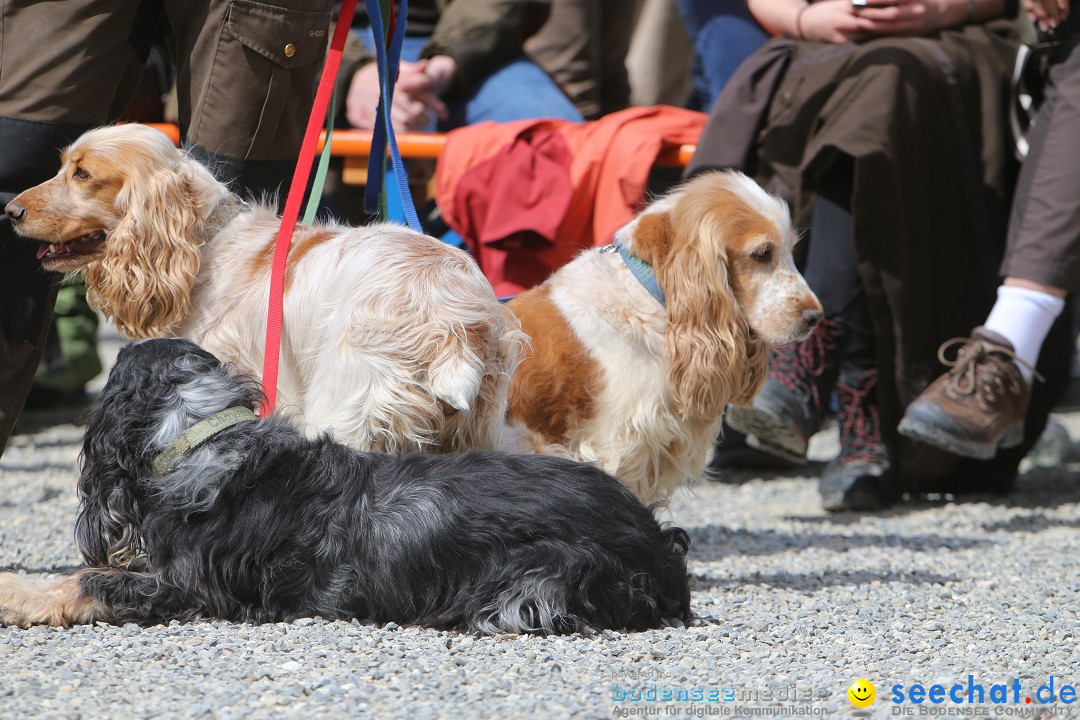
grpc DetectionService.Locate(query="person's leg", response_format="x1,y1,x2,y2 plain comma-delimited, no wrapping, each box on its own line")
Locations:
0,206,60,453
803,162,875,371
445,58,584,128
167,0,334,204
0,0,156,455
725,158,894,509
1000,41,1080,298
982,280,1066,382
31,276,102,402
726,158,867,461
353,28,428,64
525,0,633,120
676,0,710,111
809,162,893,511
984,37,1080,373
899,40,1080,459
694,4,769,109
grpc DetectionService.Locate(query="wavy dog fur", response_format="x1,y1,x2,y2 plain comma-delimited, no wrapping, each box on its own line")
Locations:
0,339,691,632
507,171,822,503
6,124,523,454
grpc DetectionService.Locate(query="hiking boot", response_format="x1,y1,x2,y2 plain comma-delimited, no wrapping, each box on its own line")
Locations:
726,318,844,464
819,367,896,511
708,422,802,474
898,327,1033,460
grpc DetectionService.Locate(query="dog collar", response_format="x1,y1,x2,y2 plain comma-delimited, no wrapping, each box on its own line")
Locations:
198,193,250,243
604,233,666,307
151,406,258,475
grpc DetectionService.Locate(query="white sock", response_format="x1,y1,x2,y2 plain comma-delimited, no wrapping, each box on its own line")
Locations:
983,285,1066,383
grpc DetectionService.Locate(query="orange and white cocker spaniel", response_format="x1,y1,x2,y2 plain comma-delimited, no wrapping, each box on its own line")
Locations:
507,171,822,502
7,124,523,454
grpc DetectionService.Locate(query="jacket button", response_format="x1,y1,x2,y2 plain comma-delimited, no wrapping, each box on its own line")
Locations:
284,43,296,58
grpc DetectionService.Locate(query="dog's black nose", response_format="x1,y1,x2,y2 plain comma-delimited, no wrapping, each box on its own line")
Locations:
802,308,824,329
5,202,25,223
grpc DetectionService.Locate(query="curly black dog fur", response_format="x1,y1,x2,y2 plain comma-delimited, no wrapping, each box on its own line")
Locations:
0,338,691,633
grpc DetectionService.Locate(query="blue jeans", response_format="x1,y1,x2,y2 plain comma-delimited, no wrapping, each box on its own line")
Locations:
355,32,583,130
677,0,768,111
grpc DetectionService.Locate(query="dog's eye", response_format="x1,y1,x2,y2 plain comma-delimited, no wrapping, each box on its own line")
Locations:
72,165,90,180
751,247,772,263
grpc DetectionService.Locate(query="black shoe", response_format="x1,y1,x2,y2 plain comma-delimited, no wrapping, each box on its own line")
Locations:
726,318,845,463
708,423,802,474
818,368,897,511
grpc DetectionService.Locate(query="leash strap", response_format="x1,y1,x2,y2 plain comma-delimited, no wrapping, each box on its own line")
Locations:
302,86,338,225
261,0,358,417
363,0,422,231
151,406,258,475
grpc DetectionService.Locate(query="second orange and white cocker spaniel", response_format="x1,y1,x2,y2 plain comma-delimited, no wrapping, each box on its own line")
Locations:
507,171,823,502
7,124,523,454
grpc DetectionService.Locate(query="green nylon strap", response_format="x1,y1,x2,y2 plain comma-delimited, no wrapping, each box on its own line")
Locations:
151,406,258,475
302,86,338,225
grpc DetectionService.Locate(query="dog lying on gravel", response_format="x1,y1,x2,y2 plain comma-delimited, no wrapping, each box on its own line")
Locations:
0,339,691,633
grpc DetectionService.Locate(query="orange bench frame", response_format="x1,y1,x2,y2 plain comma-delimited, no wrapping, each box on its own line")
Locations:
143,123,696,170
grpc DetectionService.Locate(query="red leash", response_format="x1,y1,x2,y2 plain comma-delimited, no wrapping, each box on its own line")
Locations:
261,0,358,416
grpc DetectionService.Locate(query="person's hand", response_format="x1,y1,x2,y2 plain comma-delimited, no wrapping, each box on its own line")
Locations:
851,0,953,35
346,61,384,130
797,0,869,43
1024,0,1070,30
423,55,457,97
345,59,450,132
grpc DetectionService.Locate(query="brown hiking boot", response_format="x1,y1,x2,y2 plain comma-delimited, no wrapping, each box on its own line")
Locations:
898,327,1034,460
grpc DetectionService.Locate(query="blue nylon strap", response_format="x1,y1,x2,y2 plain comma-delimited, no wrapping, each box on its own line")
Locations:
364,0,422,232
613,238,666,307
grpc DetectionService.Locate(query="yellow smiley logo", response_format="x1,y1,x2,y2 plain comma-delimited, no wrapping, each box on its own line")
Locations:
848,679,876,708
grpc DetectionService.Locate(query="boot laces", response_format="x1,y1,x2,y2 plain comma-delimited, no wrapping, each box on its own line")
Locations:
838,370,882,465
769,320,841,408
936,336,1040,399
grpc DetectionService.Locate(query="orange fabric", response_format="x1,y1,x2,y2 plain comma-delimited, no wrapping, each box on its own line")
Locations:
435,106,707,296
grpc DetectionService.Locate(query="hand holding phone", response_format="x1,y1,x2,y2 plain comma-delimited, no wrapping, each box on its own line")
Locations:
850,0,953,35
851,0,900,10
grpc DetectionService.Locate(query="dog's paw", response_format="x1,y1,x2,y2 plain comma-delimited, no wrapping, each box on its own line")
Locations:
0,572,37,627
0,572,98,628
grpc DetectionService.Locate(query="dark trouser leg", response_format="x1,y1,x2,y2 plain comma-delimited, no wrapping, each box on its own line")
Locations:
801,158,896,510
0,118,96,455
1000,38,1080,291
0,0,159,456
183,147,297,210
722,162,868,465
166,0,333,207
0,240,58,453
803,157,875,371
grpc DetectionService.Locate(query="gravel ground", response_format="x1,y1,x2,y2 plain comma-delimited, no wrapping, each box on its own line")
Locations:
2,326,1079,719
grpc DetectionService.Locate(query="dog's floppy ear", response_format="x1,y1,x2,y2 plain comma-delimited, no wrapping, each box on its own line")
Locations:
83,153,210,339
634,197,768,419
75,349,154,569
